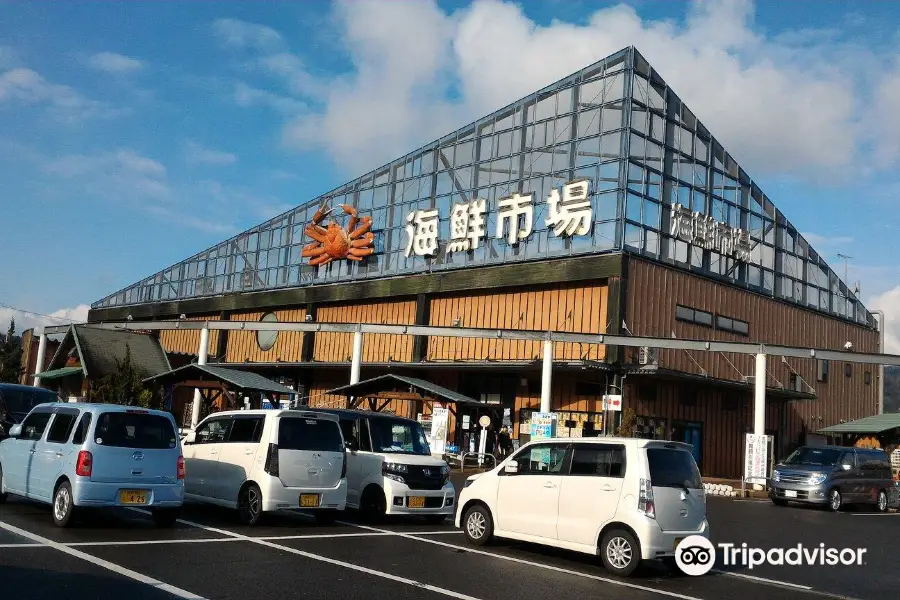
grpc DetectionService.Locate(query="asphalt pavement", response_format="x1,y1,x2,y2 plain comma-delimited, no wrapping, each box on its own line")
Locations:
2,488,898,600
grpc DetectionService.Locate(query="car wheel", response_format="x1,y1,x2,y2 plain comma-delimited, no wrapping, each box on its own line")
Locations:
462,504,493,546
0,464,7,504
424,514,447,525
314,510,338,526
600,529,641,577
876,490,888,513
360,486,386,522
237,483,263,526
152,508,180,528
827,488,843,512
52,481,76,527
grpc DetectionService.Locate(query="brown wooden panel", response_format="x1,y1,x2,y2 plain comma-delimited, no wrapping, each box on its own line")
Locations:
158,315,220,357
225,308,306,363
427,282,608,361
624,257,880,448
313,299,415,363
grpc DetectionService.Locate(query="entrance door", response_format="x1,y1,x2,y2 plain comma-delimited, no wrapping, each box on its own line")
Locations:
672,421,703,471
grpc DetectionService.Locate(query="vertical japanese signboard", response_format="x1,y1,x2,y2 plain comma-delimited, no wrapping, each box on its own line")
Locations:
429,407,449,456
744,433,769,485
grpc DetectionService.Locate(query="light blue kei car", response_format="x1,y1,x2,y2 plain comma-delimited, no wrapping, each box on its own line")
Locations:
0,402,185,527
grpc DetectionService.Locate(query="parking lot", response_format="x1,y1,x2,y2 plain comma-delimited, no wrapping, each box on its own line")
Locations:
1,490,898,600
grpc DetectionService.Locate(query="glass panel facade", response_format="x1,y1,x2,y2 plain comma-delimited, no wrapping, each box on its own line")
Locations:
92,47,874,328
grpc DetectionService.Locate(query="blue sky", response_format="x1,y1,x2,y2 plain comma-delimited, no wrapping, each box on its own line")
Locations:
1,0,899,348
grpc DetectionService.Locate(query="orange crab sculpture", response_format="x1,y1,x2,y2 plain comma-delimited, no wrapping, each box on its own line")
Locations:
301,201,375,267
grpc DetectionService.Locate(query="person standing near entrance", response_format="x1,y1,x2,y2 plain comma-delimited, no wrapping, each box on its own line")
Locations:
498,426,512,458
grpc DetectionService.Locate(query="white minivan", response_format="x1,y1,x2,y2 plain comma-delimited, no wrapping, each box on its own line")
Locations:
182,409,348,525
317,409,455,523
456,437,709,576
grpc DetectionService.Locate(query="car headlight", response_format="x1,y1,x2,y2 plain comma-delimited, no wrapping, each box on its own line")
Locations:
382,462,408,474
808,472,827,485
773,470,781,482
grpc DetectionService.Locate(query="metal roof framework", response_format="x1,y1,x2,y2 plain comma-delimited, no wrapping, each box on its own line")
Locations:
44,320,900,367
817,413,900,435
326,374,483,414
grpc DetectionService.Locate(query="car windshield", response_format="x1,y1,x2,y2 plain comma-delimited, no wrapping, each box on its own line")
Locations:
782,447,841,467
94,412,177,450
0,388,57,423
367,418,431,455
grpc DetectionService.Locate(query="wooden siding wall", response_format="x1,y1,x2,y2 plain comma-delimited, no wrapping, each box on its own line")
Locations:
625,258,880,443
225,308,306,363
627,381,780,478
158,315,220,357
427,283,609,361
313,300,416,363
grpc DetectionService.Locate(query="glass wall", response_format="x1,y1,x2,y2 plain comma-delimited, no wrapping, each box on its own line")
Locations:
93,47,874,329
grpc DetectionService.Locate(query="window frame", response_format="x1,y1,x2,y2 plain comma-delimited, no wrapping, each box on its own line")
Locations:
71,412,92,445
674,304,713,328
506,442,571,476
194,416,233,444
226,416,265,444
19,410,53,441
46,409,80,444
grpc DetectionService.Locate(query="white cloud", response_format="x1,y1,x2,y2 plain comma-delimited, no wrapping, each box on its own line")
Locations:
144,204,237,235
212,18,284,51
221,0,898,181
871,59,900,168
0,304,90,336
0,67,123,121
43,148,169,200
869,287,900,355
234,82,305,114
184,140,237,166
801,232,854,249
88,52,143,74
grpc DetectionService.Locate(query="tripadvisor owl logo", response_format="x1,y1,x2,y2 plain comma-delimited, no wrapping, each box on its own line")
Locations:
675,536,716,576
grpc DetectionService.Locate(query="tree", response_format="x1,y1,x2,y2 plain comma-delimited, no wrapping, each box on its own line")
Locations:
616,407,637,437
92,343,155,407
0,318,23,383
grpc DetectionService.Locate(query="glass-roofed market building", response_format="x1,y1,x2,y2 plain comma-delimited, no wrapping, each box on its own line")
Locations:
87,47,880,478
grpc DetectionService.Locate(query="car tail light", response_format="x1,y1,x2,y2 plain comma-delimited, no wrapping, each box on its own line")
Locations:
177,455,186,480
264,443,279,477
76,450,93,477
341,450,347,478
639,478,655,519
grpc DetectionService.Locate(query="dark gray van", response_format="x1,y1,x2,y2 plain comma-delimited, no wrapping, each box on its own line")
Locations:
0,384,61,438
770,445,894,512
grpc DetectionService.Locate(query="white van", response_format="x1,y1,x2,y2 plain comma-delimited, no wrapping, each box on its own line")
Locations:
182,409,348,525
456,437,709,576
317,409,455,523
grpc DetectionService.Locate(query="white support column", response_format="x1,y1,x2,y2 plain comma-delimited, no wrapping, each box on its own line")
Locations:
190,326,210,429
540,339,553,414
33,331,48,387
753,352,767,490
350,331,363,385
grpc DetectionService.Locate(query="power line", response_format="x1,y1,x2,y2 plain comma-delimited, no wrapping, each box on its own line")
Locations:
0,302,79,324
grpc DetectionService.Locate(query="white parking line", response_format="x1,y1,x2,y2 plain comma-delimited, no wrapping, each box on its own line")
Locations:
0,520,208,600
341,522,704,600
128,510,484,600
711,569,812,590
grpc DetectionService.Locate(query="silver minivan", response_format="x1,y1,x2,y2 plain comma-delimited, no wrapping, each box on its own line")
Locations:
0,403,184,527
770,445,894,512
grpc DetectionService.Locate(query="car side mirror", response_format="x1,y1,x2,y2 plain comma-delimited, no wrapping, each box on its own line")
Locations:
183,431,196,445
8,424,21,438
841,463,852,471
504,460,519,474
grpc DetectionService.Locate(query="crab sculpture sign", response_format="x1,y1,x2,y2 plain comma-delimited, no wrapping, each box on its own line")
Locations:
302,202,375,266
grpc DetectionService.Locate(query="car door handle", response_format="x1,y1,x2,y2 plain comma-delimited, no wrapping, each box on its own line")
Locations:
543,482,556,488
55,452,64,457
244,450,254,455
601,484,616,492
29,449,36,454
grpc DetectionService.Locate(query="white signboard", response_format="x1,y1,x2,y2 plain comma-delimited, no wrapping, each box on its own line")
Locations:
602,394,623,412
670,203,752,262
404,179,592,258
429,407,449,455
529,412,558,439
461,415,470,430
744,433,769,485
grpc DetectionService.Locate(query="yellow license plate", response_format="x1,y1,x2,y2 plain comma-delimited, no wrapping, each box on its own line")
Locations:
300,494,320,508
119,490,148,505
408,496,426,509
674,537,684,551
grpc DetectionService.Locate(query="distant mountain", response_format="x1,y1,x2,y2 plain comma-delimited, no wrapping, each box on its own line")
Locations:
885,366,900,413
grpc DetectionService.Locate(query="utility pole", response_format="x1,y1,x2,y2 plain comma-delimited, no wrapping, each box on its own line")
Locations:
837,253,852,284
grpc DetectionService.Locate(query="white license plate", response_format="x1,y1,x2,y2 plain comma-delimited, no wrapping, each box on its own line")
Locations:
784,490,797,498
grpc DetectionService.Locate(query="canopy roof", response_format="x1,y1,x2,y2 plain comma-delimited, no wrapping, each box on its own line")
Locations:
326,374,482,407
143,363,293,395
817,413,900,434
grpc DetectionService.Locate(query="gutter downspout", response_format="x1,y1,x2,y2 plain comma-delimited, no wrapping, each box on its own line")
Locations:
873,310,886,415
